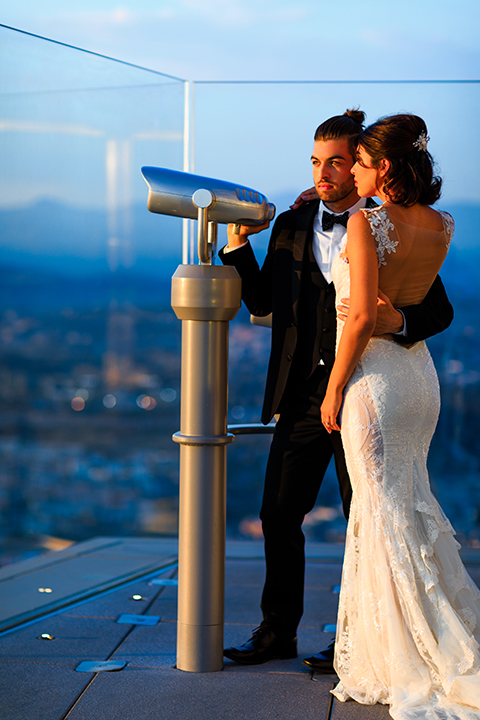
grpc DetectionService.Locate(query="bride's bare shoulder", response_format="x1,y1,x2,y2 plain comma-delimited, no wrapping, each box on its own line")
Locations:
347,208,373,231
386,203,446,232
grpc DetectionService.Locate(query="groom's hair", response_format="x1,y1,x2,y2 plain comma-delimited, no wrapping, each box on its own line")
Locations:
314,109,366,158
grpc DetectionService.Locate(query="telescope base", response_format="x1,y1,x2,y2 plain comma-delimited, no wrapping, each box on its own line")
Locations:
176,621,224,672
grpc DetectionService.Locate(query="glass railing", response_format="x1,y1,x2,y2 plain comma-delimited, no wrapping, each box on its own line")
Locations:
0,26,186,562
1,24,479,562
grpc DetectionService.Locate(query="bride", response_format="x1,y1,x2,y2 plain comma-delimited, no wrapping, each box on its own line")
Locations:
320,114,480,720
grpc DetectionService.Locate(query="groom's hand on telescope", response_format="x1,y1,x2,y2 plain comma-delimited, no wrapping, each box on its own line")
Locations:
226,220,271,249
338,289,404,336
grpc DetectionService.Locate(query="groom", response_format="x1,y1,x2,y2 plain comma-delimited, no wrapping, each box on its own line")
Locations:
219,110,453,671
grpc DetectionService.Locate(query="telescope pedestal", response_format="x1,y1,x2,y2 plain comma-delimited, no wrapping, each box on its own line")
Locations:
172,264,241,672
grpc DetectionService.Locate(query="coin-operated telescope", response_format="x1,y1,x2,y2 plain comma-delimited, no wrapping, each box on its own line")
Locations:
141,167,275,673
141,166,275,263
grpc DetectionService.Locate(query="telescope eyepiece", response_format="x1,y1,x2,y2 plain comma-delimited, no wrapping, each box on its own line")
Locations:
192,188,214,209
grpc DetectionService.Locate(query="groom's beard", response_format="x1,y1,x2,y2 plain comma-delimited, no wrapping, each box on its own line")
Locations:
316,176,356,205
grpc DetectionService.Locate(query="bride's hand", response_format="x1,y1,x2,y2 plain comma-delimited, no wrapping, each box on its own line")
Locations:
321,388,342,434
289,186,318,210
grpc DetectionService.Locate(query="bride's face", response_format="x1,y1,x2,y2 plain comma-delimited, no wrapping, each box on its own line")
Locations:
351,146,387,199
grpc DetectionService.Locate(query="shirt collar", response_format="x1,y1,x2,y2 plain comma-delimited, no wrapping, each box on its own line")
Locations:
318,196,367,219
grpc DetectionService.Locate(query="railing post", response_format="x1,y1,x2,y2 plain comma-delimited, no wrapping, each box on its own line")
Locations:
171,264,241,672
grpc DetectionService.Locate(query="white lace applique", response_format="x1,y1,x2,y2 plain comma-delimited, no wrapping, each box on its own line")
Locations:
338,235,349,264
444,638,478,691
440,210,455,249
362,207,397,267
446,567,471,597
459,606,477,633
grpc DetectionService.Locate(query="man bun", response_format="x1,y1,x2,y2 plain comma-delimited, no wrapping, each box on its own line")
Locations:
343,108,366,126
314,109,366,157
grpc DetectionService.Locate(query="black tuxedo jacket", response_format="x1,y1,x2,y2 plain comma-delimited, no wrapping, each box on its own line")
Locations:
220,199,453,424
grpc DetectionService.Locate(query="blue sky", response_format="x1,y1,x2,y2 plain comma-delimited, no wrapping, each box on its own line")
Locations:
0,0,479,245
2,0,479,82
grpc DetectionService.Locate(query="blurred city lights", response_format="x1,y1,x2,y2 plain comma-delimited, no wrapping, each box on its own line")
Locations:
103,394,116,408
71,397,85,411
74,388,89,400
159,388,177,403
136,395,157,410
231,405,245,420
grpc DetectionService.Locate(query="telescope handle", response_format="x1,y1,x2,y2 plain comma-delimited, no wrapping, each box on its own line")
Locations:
193,188,214,265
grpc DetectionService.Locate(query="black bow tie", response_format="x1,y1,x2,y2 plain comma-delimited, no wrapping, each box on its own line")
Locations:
322,210,349,232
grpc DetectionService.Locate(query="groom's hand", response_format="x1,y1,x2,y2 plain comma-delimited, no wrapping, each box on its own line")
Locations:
337,289,404,335
226,220,270,249
373,289,404,335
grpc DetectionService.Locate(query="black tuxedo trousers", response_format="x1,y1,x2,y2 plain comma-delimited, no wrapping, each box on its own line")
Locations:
258,224,351,634
260,363,351,635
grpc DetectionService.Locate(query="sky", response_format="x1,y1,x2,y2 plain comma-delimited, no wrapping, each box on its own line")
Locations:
1,0,479,82
1,1,479,263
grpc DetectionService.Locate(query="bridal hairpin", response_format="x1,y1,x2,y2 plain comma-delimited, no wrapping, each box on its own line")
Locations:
413,132,430,151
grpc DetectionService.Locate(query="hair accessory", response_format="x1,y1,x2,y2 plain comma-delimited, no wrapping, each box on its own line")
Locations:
413,132,430,152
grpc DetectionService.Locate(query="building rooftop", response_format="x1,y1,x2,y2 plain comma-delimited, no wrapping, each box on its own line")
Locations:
1,537,479,720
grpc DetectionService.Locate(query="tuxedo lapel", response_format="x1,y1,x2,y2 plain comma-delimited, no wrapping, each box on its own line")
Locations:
290,201,320,323
287,198,375,323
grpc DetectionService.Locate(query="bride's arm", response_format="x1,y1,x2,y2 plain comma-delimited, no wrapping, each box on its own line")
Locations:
321,212,378,433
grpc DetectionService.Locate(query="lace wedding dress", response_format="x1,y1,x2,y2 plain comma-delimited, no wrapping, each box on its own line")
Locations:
330,207,480,720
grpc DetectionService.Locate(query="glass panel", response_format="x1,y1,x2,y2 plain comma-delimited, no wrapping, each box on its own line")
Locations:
0,26,185,563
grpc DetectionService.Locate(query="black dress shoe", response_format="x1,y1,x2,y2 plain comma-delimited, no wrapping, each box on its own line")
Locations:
224,622,297,665
302,640,336,673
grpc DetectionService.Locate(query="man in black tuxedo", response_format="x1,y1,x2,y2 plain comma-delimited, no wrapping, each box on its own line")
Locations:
219,110,453,669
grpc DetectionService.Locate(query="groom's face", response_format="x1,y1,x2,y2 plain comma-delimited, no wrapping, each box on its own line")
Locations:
311,137,359,213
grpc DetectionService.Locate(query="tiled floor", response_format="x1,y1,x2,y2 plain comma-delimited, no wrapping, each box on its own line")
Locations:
0,539,478,720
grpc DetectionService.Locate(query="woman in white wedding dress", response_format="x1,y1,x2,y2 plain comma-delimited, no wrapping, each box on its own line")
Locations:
320,114,480,720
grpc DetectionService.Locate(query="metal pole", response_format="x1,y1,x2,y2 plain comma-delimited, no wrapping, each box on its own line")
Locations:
182,81,191,265
172,264,241,672
182,80,196,264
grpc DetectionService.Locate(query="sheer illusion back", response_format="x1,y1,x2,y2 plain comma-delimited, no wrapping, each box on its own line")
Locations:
331,207,480,720
372,206,453,308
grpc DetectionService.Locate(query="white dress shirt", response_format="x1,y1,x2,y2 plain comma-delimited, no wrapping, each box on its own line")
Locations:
312,198,367,283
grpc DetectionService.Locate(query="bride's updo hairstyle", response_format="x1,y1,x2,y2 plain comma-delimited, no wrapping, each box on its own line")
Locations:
357,114,442,206
314,108,366,158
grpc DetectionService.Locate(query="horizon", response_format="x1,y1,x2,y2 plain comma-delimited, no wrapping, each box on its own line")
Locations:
1,197,480,268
